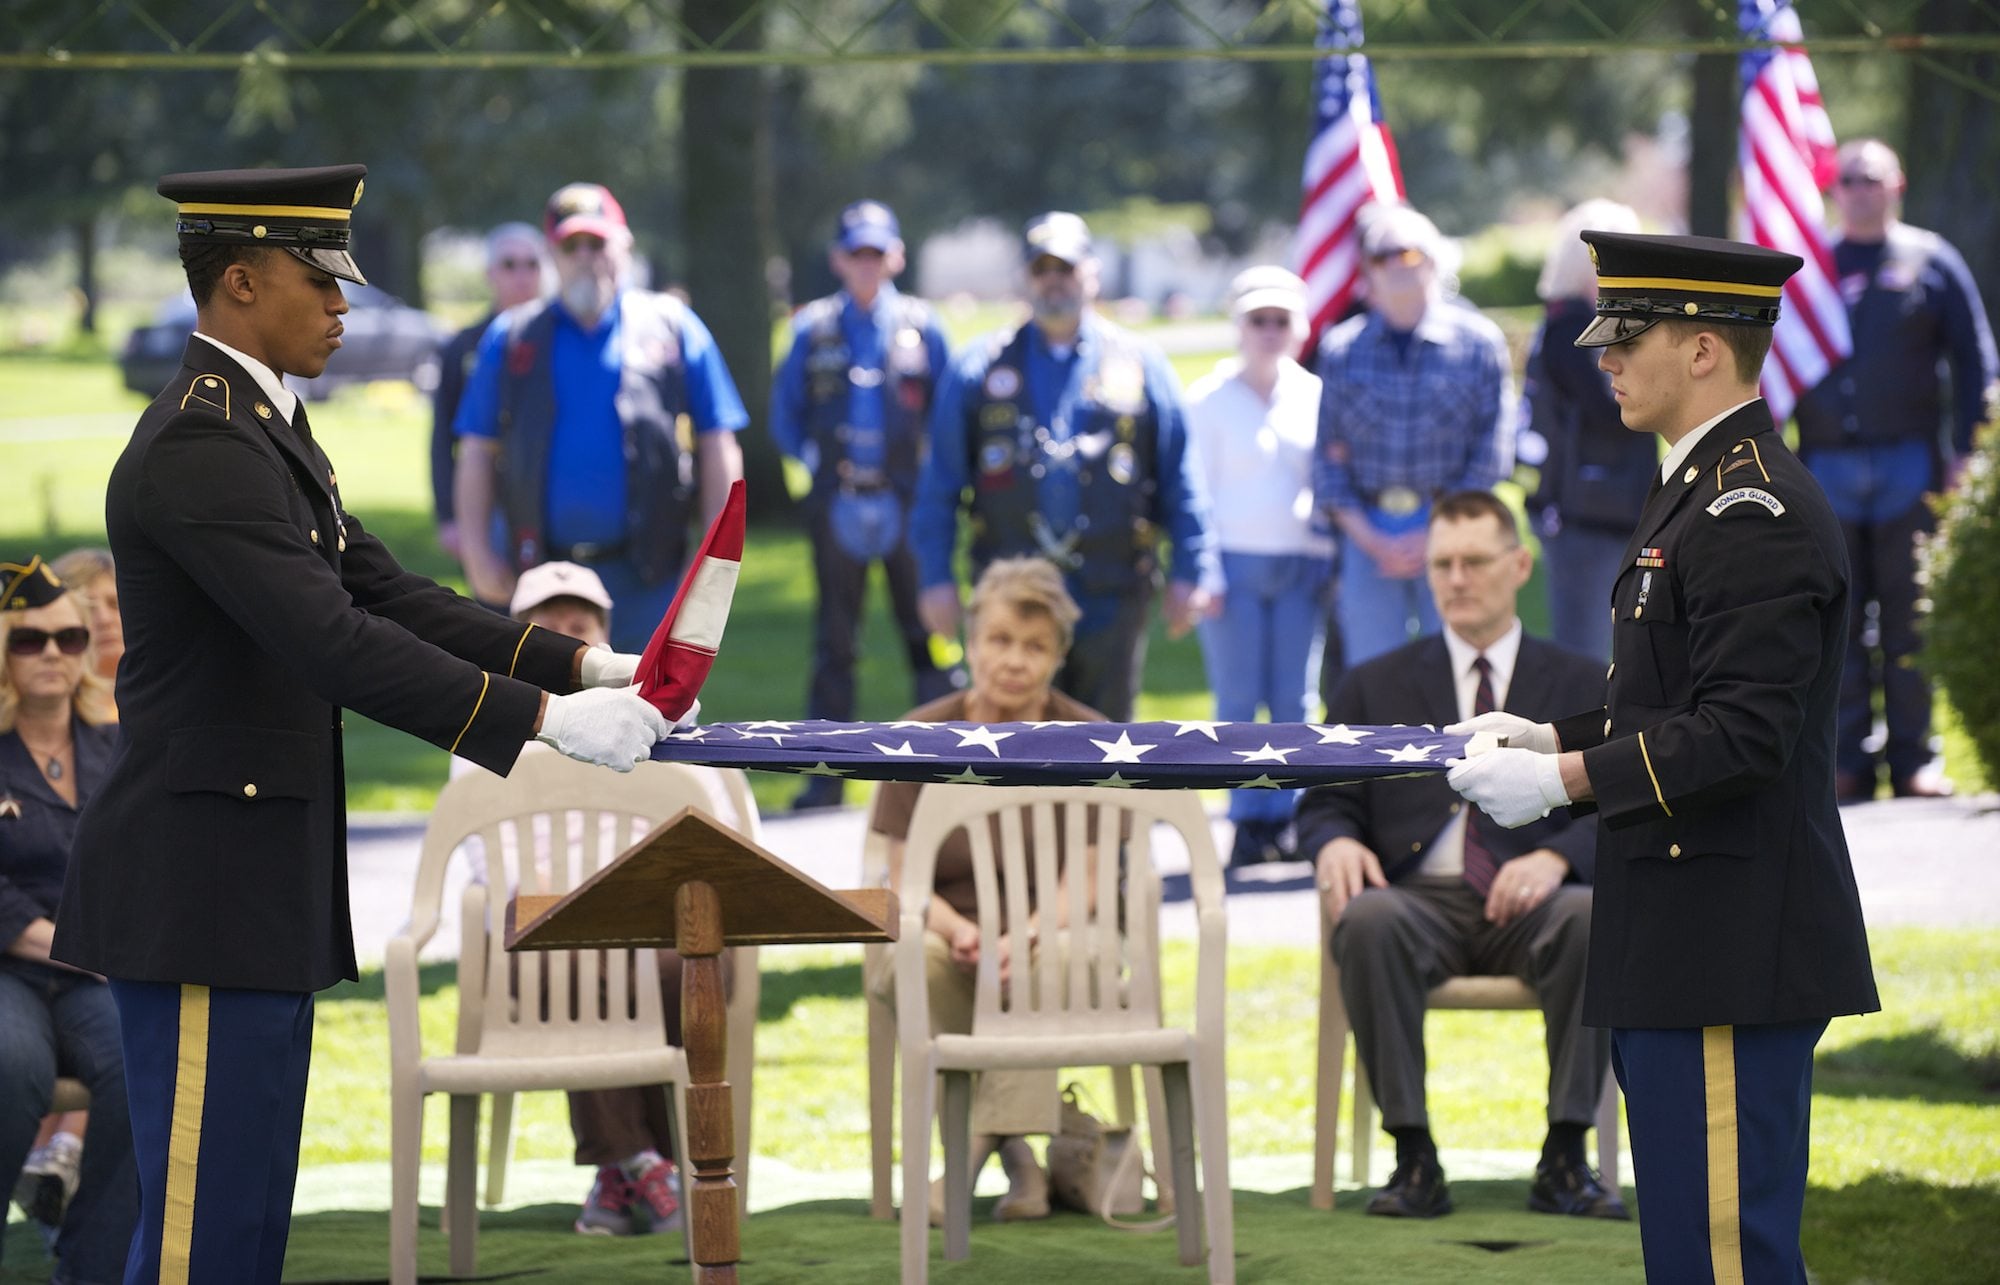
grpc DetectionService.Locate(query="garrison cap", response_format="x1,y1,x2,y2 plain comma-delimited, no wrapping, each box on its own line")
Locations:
1023,211,1093,267
159,165,369,286
1575,230,1801,348
2,556,67,612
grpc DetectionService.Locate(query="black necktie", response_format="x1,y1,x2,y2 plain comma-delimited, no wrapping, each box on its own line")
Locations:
1462,654,1499,897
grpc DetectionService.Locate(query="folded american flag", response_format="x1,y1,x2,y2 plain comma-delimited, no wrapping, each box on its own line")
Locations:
650,719,1467,790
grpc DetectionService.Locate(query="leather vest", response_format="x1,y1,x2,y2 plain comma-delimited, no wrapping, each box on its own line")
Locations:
966,322,1160,596
496,293,694,585
799,292,937,496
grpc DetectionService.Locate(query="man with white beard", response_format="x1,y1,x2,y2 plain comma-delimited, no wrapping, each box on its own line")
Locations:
452,182,747,652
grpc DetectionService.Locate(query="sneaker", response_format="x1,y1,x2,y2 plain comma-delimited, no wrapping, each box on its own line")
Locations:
574,1165,638,1236
12,1132,82,1229
629,1157,684,1234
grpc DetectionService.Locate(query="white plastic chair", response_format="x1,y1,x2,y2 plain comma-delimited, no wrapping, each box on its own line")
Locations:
1312,900,1622,1209
895,785,1233,1284
864,825,1164,1222
385,752,761,1285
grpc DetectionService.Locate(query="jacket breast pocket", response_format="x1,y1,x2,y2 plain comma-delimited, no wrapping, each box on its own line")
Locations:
1612,568,1691,709
167,726,318,802
166,727,319,873
1626,809,1756,864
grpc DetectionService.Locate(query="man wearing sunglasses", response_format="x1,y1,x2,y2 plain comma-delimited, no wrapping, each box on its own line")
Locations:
50,167,673,1284
452,182,748,653
1792,138,1998,804
912,211,1214,721
431,222,548,587
1312,204,1514,672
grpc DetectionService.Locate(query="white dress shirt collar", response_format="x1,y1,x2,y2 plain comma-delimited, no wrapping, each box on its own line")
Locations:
1659,397,1759,485
191,331,300,426
1442,617,1523,718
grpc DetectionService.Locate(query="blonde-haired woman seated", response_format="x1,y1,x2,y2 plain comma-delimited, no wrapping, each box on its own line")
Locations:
866,556,1103,1223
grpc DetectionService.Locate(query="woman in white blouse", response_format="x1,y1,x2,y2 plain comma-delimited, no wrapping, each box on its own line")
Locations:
1186,267,1333,865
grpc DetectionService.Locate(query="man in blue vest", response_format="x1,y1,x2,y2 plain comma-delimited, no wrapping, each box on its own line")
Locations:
771,200,959,811
912,212,1213,721
1793,139,1998,802
453,182,748,653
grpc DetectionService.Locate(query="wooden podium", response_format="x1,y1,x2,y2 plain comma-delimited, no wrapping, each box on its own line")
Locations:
507,807,896,1282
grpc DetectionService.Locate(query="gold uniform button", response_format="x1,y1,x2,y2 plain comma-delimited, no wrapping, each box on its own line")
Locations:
1634,605,1644,619
243,783,258,799
1449,802,1461,815
1606,663,1616,680
338,535,347,552
1410,842,1422,853
310,529,320,545
1603,718,1612,736
1682,466,1698,484
1669,843,1682,859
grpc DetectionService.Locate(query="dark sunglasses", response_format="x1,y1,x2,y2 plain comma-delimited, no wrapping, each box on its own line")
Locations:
7,626,90,657
1368,247,1429,269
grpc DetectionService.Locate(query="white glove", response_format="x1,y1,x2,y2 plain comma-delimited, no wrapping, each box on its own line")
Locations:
579,647,641,689
1446,748,1571,828
1444,710,1558,755
536,687,669,772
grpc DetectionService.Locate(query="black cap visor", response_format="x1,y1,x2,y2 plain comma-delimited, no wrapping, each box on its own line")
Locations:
1575,313,1662,348
288,245,368,286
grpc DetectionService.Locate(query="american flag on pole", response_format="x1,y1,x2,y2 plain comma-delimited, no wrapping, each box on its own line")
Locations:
1737,0,1850,424
1294,0,1404,355
652,719,1467,790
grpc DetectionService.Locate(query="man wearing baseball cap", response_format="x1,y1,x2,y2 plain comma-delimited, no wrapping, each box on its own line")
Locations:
770,200,958,810
911,211,1214,720
452,181,749,652
53,165,673,1282
1448,231,1879,1281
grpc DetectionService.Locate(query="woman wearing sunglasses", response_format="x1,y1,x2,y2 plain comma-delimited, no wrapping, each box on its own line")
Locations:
1185,266,1334,866
0,556,136,1284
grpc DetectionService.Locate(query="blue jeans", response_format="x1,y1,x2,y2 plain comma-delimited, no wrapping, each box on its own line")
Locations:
0,960,137,1285
1542,524,1629,663
1336,533,1439,668
1199,551,1330,823
587,558,684,655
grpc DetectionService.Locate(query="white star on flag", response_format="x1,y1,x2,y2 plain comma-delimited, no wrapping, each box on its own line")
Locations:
1025,720,1090,729
1312,724,1373,745
1172,720,1227,741
738,729,792,744
668,725,710,741
742,720,797,730
937,766,1002,785
1378,742,1439,763
874,741,935,757
798,761,851,777
887,720,937,730
1091,731,1157,763
1234,774,1298,789
953,725,1015,756
1233,743,1299,764
1087,771,1146,788
816,725,873,736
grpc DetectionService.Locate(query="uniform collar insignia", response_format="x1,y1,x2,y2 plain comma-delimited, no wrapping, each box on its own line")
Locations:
0,795,21,820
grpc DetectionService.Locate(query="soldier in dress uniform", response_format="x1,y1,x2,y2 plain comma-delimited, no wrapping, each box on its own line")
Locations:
50,165,672,1283
1446,231,1880,1282
910,212,1214,721
770,200,959,811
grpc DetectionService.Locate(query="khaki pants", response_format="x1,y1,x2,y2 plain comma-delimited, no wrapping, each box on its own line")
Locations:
868,931,1061,1136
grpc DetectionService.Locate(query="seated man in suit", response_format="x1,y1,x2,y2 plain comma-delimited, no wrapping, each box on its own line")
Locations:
1295,489,1623,1221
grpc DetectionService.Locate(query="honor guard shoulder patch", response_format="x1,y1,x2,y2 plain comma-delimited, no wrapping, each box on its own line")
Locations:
1707,486,1786,518
180,373,231,416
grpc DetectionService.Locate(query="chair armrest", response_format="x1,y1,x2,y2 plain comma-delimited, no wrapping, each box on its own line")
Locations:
455,881,490,1055
385,934,424,1076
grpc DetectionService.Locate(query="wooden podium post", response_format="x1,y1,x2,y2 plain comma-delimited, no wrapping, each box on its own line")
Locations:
508,807,896,1282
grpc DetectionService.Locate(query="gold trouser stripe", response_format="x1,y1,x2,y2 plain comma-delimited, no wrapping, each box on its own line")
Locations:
449,672,491,755
1704,1026,1746,1285
177,201,352,221
1596,275,1784,298
1746,438,1772,482
509,623,534,679
161,983,212,1285
1636,731,1673,817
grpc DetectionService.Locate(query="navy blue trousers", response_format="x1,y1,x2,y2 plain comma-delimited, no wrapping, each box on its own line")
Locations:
110,980,313,1285
1613,1021,1825,1285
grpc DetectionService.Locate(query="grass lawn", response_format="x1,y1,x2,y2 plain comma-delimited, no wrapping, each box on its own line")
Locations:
5,926,1991,1281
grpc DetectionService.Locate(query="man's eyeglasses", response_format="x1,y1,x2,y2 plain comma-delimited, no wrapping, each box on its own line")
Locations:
1836,173,1886,189
494,256,540,271
7,626,90,657
1029,257,1077,279
1243,311,1294,330
1368,247,1429,269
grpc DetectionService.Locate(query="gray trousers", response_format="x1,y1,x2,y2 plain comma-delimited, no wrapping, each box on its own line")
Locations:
1331,876,1607,1133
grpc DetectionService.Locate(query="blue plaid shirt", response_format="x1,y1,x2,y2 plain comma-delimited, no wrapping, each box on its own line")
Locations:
1312,298,1514,518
